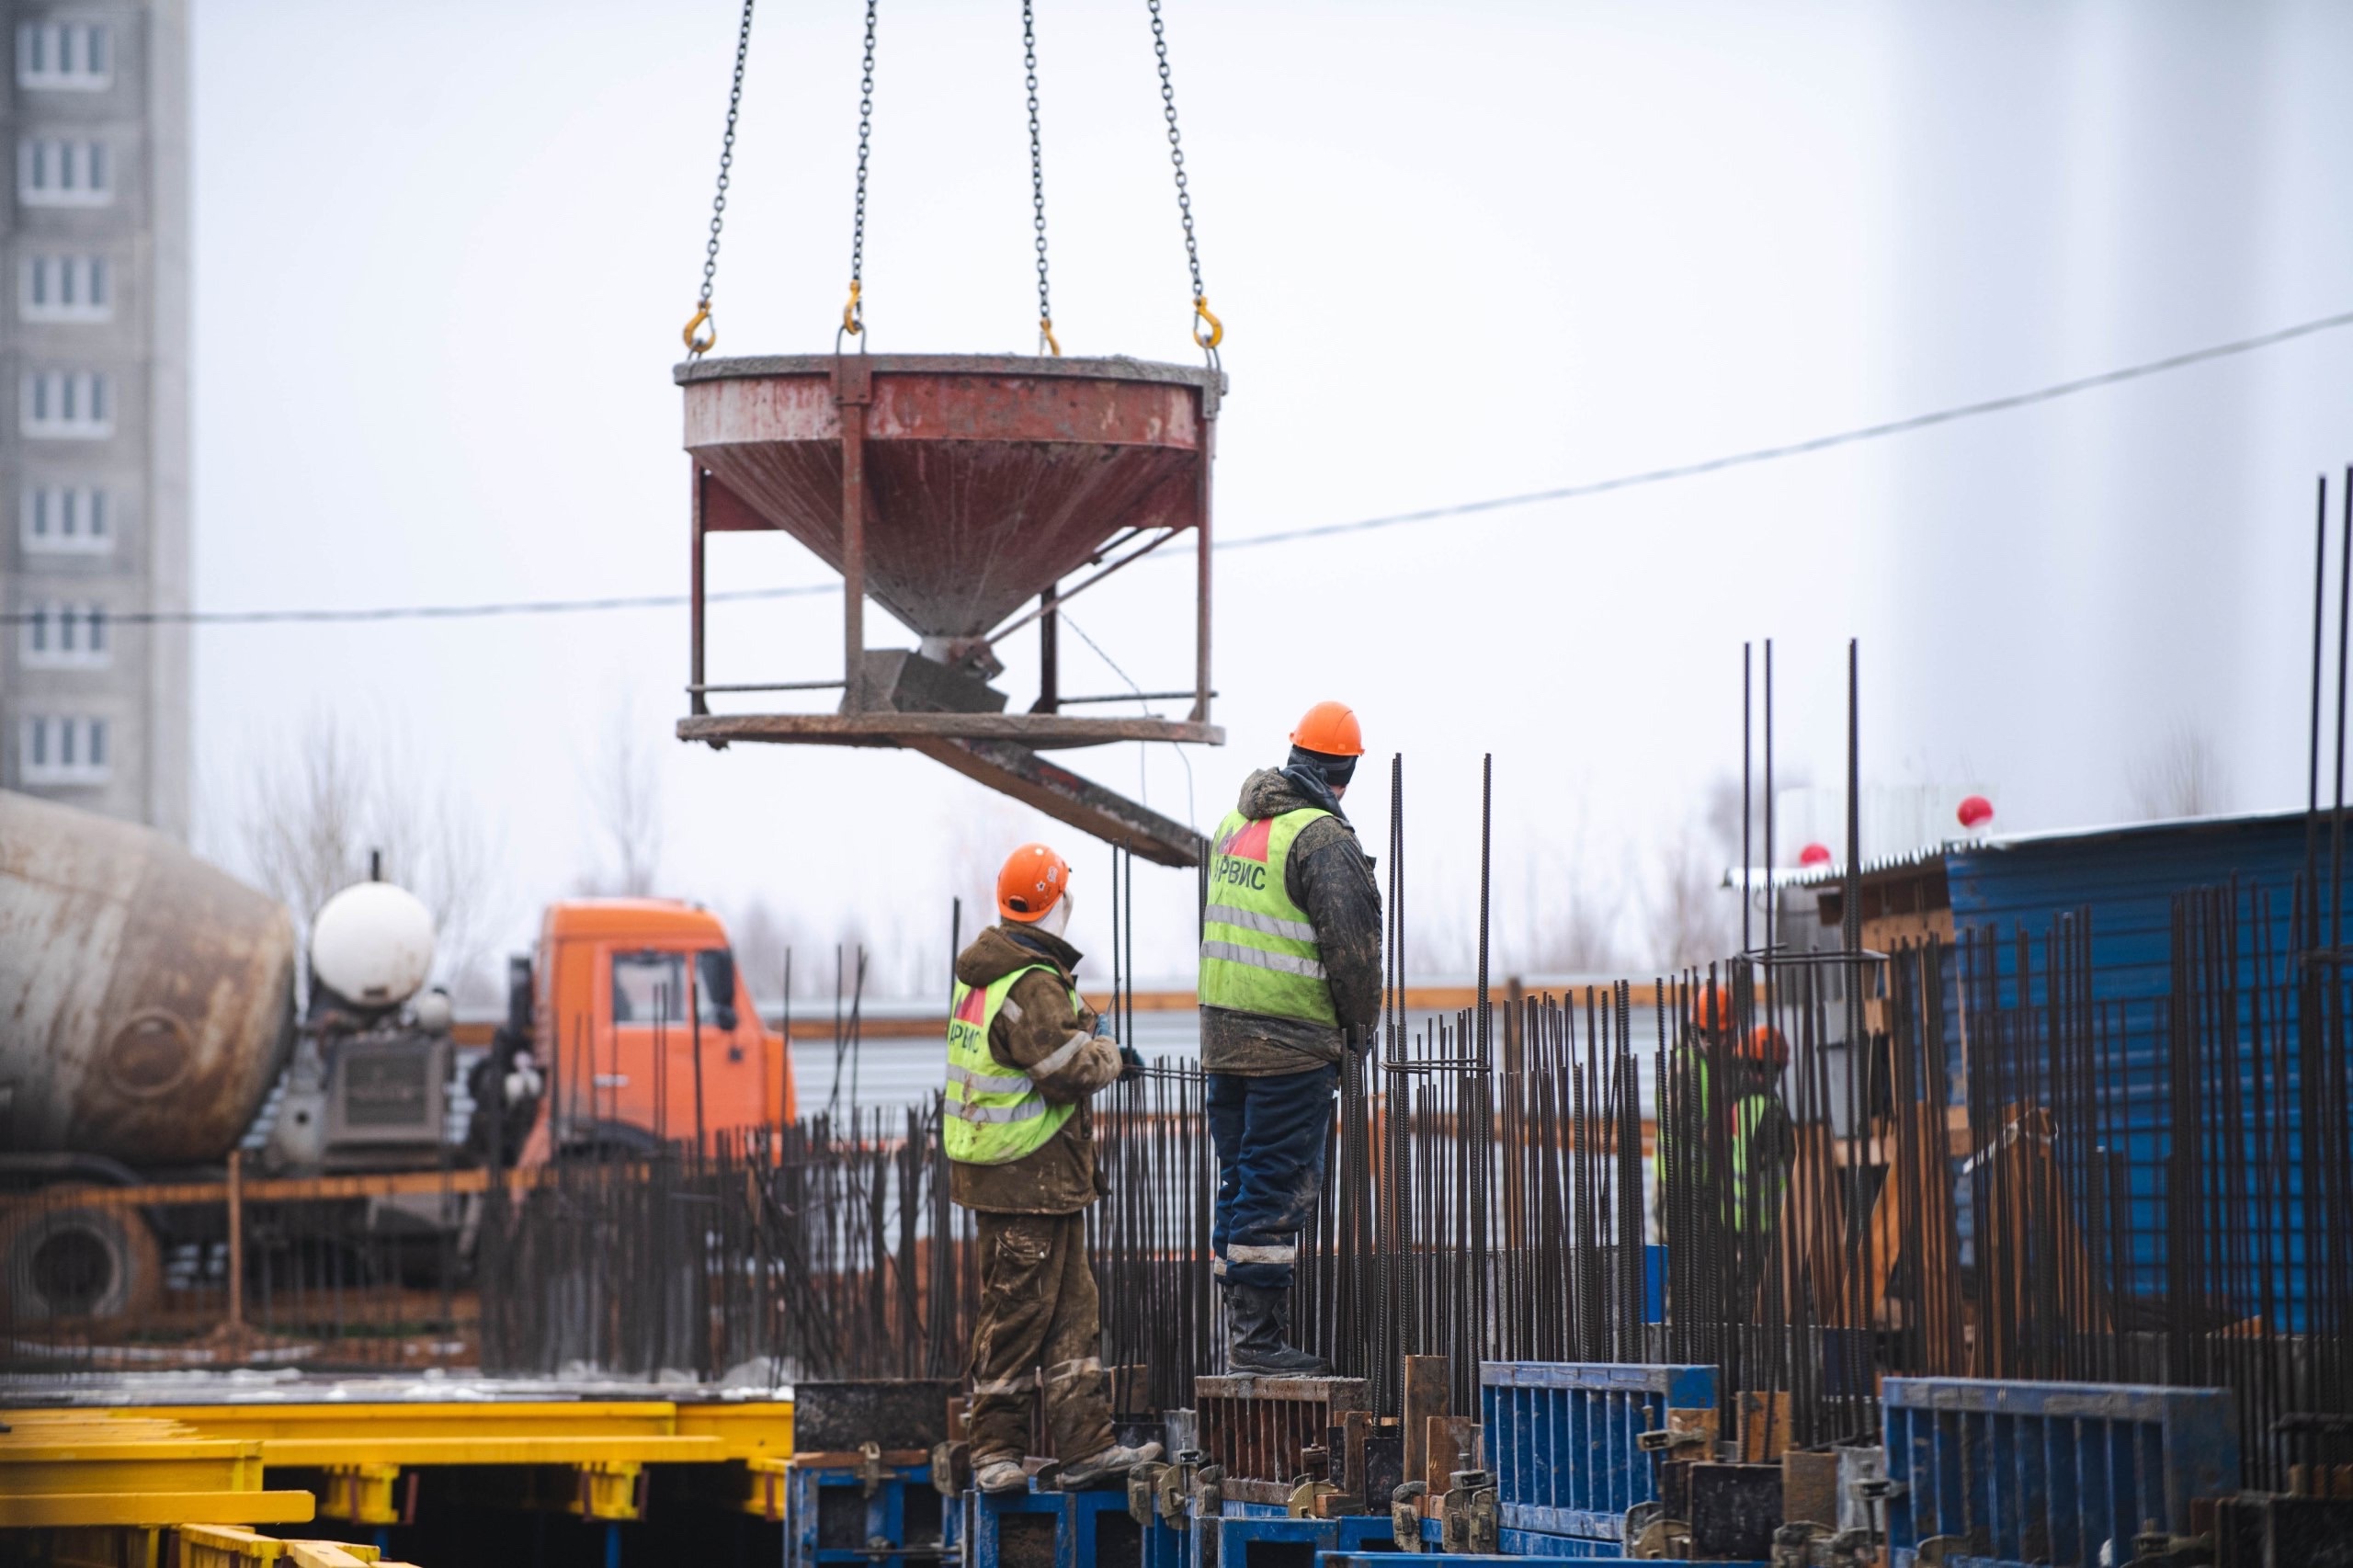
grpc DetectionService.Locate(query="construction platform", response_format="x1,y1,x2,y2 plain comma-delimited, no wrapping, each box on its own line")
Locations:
1,1372,796,1568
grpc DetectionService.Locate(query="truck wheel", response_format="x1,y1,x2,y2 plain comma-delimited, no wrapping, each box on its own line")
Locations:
1,1187,164,1321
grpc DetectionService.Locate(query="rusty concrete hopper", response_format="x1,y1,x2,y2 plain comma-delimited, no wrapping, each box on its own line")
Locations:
676,353,1225,867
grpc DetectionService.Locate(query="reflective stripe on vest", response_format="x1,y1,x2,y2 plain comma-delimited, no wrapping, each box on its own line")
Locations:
1198,806,1338,1027
944,964,1080,1165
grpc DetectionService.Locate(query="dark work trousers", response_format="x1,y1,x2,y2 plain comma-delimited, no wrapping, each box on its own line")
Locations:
966,1210,1116,1464
1206,1063,1339,1290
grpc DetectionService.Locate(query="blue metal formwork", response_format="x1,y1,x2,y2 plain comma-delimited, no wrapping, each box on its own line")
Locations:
1191,1509,1409,1568
1314,1553,1765,1568
968,1482,1140,1568
1882,1378,2240,1568
1479,1362,1718,1541
789,1460,957,1568
1495,1527,1623,1558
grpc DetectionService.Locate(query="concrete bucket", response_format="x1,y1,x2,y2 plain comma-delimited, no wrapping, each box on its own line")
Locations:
676,352,1228,866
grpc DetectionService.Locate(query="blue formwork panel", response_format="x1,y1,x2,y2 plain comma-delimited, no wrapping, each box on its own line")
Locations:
1316,1554,1764,1568
1478,1361,1718,1541
1142,1504,1186,1568
1882,1378,2240,1568
790,1461,957,1568
1192,1510,1408,1568
1496,1526,1624,1557
970,1482,1139,1568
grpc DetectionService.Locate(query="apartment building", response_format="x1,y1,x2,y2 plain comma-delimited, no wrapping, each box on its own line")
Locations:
0,2,188,835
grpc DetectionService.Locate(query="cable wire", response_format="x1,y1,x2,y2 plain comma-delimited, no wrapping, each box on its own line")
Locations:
32,305,2349,628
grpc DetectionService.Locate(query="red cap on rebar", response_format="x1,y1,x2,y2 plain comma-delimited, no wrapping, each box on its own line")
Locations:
997,843,1072,923
1958,795,1995,830
1799,843,1833,868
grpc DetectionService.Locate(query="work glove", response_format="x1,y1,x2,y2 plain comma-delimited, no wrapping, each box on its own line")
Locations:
1119,1043,1145,1079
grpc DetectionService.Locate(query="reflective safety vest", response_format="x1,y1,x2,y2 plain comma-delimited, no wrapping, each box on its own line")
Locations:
944,964,1080,1165
1654,1048,1786,1234
1199,807,1337,1027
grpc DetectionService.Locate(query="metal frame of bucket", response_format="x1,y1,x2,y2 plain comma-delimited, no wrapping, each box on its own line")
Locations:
673,353,1227,866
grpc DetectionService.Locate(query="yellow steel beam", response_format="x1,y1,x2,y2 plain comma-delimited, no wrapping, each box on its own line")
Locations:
89,1399,793,1463
261,1436,722,1468
0,1492,317,1528
1,1436,269,1498
117,1402,682,1444
676,1402,796,1460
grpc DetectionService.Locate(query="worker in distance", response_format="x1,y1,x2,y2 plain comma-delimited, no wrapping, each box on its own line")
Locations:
1198,700,1384,1373
946,843,1161,1494
1653,982,1795,1304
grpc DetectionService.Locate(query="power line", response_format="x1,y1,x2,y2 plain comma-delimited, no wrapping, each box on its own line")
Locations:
1219,304,2353,551
13,304,2347,628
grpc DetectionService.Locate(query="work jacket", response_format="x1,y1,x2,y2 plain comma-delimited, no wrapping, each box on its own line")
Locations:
1198,767,1383,1074
946,924,1122,1214
1653,1044,1794,1236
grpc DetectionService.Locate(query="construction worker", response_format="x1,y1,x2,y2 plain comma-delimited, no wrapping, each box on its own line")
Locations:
1198,700,1383,1374
948,843,1162,1494
1653,983,1793,1297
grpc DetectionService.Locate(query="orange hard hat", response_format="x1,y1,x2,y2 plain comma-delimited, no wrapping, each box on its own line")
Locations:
1290,700,1365,757
996,843,1071,923
1687,980,1729,1038
1739,1024,1790,1071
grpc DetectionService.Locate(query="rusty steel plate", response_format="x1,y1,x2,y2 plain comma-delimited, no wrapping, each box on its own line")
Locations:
677,354,1222,641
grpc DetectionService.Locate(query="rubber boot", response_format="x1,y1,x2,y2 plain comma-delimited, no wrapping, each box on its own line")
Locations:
973,1455,1029,1494
1226,1281,1333,1376
1060,1439,1164,1488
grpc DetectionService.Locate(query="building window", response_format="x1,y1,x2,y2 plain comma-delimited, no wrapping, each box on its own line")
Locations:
21,255,110,322
16,23,110,89
18,715,111,785
18,138,112,206
20,601,110,668
22,370,113,437
22,485,112,553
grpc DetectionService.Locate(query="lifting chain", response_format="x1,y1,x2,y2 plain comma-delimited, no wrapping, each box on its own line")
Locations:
1146,0,1220,364
1023,0,1058,356
683,0,758,357
840,0,880,348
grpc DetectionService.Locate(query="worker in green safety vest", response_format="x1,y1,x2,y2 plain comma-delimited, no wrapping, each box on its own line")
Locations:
1653,981,1794,1301
1198,700,1383,1374
948,842,1162,1494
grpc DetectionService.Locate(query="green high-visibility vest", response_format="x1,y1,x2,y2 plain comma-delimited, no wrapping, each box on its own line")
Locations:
1654,1048,1785,1234
943,964,1080,1165
1199,806,1337,1027
1727,1093,1786,1235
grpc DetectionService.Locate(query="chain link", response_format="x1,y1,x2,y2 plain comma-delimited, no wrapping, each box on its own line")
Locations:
685,0,758,356
1147,0,1218,358
841,0,880,342
1024,0,1058,355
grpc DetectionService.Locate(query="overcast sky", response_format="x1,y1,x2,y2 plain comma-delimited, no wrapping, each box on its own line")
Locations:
187,1,2353,995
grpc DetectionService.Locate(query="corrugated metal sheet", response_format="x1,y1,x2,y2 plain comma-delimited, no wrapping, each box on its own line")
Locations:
1927,812,2333,1318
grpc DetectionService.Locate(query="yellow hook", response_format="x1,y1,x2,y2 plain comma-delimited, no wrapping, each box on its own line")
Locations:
1040,317,1062,357
1191,295,1223,351
683,303,716,356
842,280,865,337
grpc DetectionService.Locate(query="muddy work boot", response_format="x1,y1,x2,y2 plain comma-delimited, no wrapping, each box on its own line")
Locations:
1227,1281,1333,1376
972,1454,1029,1495
1059,1439,1165,1489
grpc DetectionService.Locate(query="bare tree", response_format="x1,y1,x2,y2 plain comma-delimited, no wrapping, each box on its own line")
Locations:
579,700,665,896
240,710,507,1006
2130,726,2227,821
1643,826,1737,971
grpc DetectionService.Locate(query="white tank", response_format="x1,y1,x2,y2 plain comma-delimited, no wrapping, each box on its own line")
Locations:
311,881,437,1009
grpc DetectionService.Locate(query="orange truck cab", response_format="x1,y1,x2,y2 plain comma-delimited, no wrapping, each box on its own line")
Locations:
515,899,795,1163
